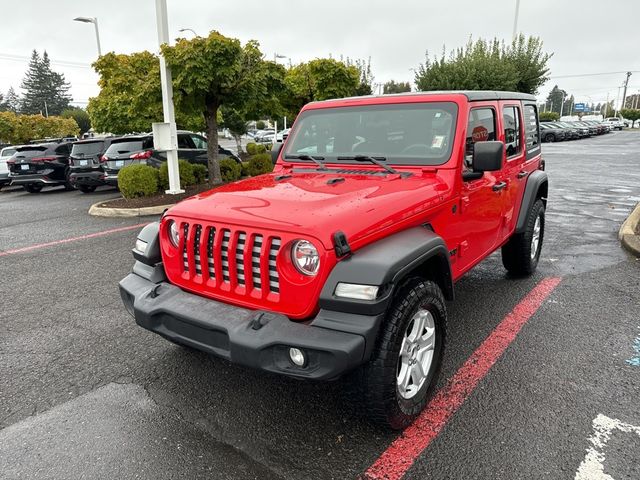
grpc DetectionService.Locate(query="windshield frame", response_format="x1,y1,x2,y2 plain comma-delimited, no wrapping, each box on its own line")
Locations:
282,101,459,167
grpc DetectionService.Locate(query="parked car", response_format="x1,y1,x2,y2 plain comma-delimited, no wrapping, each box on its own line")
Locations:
254,129,275,143
8,141,75,193
539,123,567,142
556,122,587,138
120,90,548,430
275,128,291,142
68,136,122,193
101,131,240,187
0,145,17,189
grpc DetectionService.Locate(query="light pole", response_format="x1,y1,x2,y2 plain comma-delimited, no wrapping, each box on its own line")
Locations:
512,0,521,41
274,53,287,63
179,28,197,37
73,17,102,57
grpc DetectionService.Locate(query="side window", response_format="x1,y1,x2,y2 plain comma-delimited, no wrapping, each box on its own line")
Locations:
502,106,522,158
523,104,541,159
465,107,496,165
177,134,194,149
190,134,207,149
55,144,71,155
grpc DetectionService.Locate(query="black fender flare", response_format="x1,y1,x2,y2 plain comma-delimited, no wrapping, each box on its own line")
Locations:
319,226,454,316
516,170,548,233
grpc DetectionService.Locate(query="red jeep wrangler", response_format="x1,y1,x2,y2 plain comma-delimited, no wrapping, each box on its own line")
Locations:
120,91,547,429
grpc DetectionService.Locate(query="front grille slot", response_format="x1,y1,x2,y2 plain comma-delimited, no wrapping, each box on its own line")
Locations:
181,222,281,297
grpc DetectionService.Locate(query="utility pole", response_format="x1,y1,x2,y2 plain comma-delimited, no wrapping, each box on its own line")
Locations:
559,92,565,117
512,0,521,41
621,71,632,111
155,0,183,194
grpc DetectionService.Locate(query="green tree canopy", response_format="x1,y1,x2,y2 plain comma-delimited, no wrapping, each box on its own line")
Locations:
620,109,640,127
383,80,412,94
415,35,551,95
0,111,79,144
87,51,203,135
539,111,560,121
20,50,72,115
62,106,91,134
0,87,21,113
162,31,278,184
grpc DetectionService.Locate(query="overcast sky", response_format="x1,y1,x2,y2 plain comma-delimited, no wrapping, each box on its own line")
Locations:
1,0,639,109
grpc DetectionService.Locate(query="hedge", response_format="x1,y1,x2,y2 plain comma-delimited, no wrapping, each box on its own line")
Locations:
246,142,267,155
220,158,242,182
158,159,196,190
192,164,208,184
118,164,159,199
246,153,274,177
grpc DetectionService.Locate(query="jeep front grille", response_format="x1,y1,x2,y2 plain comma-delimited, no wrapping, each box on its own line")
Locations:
181,222,281,295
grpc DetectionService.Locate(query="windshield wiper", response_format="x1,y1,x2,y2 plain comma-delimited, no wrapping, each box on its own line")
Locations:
337,155,398,174
284,154,328,171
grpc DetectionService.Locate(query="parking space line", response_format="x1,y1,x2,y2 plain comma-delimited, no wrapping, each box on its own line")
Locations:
0,223,148,257
364,276,562,480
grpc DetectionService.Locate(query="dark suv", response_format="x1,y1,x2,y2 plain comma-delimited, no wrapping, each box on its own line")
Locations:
8,142,75,193
102,131,240,187
69,137,121,193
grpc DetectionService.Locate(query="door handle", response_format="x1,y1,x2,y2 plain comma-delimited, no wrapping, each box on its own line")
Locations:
517,170,528,179
492,181,507,192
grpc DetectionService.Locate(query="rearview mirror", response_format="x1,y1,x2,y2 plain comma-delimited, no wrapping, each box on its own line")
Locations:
271,142,283,165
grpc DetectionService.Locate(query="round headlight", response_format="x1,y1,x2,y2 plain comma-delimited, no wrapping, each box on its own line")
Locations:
292,240,320,276
168,220,180,247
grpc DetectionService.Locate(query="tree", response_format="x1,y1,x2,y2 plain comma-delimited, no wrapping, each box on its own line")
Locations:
221,107,248,154
62,106,91,134
20,50,72,115
0,87,21,113
162,32,280,185
620,109,640,127
383,80,412,94
545,85,567,114
87,51,203,134
346,57,374,96
0,111,78,144
415,35,551,95
539,111,560,121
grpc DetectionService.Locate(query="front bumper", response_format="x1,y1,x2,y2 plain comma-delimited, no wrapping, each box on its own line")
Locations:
119,266,382,380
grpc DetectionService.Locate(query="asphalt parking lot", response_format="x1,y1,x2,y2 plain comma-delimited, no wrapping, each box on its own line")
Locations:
1,132,639,479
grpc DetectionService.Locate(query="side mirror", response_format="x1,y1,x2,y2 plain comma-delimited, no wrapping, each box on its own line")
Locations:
462,141,504,181
271,142,283,165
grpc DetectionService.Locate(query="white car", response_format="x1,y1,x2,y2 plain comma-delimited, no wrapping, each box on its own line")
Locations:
604,117,624,131
0,146,17,189
275,128,291,142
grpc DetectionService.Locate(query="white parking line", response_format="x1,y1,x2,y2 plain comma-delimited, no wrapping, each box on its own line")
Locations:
575,414,640,480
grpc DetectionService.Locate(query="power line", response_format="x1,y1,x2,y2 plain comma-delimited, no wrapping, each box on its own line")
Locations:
0,52,92,69
549,71,640,79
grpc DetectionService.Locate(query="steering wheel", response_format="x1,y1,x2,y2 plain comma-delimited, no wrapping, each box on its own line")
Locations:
400,144,431,155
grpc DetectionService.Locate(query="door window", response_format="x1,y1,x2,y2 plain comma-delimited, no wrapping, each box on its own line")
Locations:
190,134,207,149
465,108,496,165
523,105,541,159
502,106,522,158
177,134,195,149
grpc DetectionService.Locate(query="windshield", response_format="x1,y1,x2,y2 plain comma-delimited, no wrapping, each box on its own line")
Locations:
283,102,458,166
71,141,104,157
15,146,49,158
1,148,16,157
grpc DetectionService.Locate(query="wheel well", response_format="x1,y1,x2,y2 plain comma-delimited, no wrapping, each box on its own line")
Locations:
397,253,454,301
537,181,548,207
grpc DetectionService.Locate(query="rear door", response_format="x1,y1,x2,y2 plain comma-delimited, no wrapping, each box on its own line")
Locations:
189,134,209,166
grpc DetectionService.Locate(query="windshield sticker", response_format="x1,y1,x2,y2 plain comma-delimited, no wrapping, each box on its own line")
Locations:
432,135,445,148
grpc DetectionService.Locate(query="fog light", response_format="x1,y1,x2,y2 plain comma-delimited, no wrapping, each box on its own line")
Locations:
134,238,148,254
289,347,306,367
335,283,379,300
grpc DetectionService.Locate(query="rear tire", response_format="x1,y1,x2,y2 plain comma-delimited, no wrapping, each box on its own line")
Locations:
501,199,545,276
78,185,97,193
24,184,43,193
544,133,555,143
355,278,446,430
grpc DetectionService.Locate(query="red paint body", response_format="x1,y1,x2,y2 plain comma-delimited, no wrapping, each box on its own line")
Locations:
161,93,542,319
364,277,562,480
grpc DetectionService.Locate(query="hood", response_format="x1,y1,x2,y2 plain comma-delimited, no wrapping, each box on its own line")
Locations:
168,169,453,250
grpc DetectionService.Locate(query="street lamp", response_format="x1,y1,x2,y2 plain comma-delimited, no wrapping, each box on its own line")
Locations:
73,17,102,57
179,28,197,37
512,0,521,41
274,53,287,63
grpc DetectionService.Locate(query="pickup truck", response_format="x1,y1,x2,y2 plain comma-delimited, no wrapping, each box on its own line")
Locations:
119,91,548,429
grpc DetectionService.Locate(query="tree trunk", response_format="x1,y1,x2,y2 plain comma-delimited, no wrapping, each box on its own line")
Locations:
233,134,242,155
205,102,223,186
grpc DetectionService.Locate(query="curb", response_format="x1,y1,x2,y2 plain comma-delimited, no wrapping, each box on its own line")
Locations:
619,202,640,257
88,199,174,218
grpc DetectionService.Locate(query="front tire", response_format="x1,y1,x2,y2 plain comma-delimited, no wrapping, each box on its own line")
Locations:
544,133,555,143
501,199,545,276
357,278,446,430
78,185,97,193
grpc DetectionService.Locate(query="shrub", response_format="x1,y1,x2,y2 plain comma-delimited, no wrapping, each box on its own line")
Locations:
246,142,258,155
158,159,196,190
219,158,242,182
192,163,208,184
256,120,266,130
241,162,250,177
539,111,560,122
118,164,159,199
246,153,274,177
255,143,267,154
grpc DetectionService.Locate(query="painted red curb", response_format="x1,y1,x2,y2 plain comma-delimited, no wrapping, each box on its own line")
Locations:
364,276,563,480
0,223,148,257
